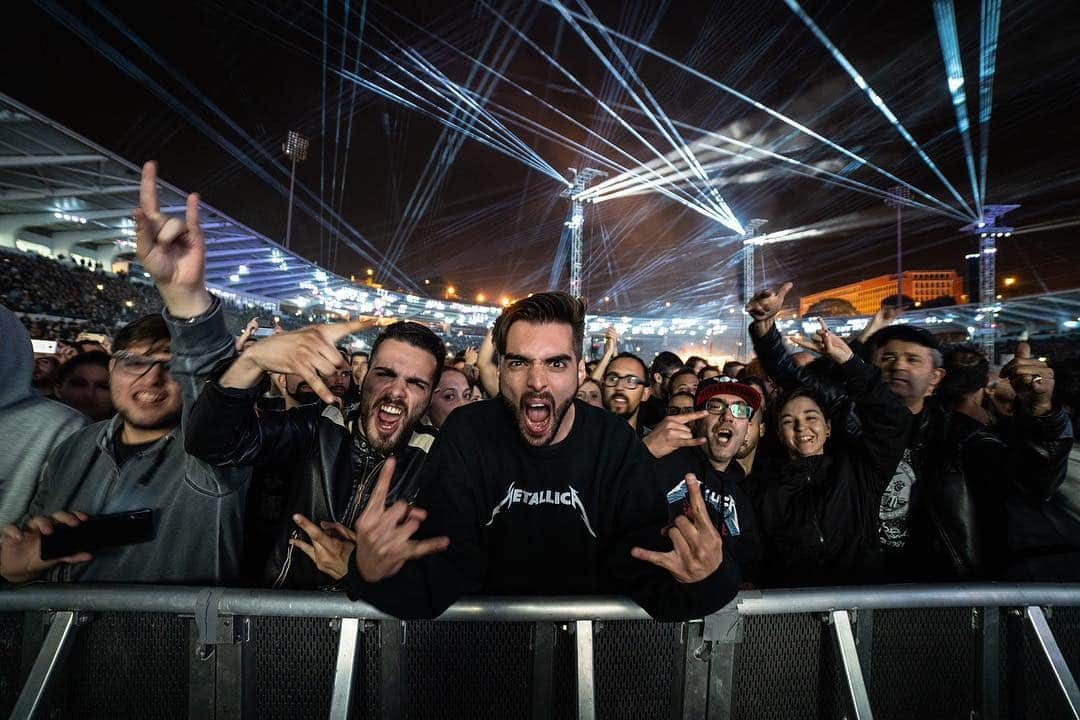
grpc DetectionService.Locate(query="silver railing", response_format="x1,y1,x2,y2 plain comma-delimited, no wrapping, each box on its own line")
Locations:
2,583,1079,720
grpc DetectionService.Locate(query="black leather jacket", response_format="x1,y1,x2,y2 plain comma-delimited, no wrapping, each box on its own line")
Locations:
185,379,435,589
751,322,1074,580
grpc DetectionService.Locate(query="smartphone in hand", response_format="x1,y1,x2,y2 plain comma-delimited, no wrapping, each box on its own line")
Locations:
40,509,154,561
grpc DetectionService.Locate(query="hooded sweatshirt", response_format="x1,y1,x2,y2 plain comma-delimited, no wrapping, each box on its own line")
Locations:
0,305,87,526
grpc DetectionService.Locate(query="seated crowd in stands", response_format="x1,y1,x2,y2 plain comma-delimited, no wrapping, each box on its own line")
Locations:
0,162,1078,622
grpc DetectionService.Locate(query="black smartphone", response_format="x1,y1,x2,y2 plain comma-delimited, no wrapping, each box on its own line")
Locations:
40,509,154,561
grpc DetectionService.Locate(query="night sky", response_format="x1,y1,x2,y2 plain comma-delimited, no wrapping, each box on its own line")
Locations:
5,0,1079,314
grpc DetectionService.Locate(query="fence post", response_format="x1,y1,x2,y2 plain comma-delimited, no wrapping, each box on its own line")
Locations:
10,610,84,720
704,601,742,720
973,606,1000,720
531,622,556,720
574,620,596,720
329,617,362,720
378,620,405,720
829,609,874,720
1023,606,1080,718
188,592,254,720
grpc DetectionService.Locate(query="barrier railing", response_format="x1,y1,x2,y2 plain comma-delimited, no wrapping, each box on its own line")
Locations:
2,584,1079,720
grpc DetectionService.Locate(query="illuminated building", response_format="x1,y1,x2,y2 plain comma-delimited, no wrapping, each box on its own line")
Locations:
799,270,965,316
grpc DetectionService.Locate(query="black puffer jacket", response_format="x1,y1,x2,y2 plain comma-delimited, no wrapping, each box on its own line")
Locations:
186,380,434,589
747,353,911,588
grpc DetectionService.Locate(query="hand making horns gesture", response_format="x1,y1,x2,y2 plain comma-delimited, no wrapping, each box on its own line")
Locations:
352,458,450,583
631,474,724,583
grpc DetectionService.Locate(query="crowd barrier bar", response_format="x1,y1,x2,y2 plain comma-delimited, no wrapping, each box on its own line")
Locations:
3,583,1079,720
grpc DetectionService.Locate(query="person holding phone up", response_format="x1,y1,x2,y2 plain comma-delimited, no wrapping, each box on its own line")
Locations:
0,162,250,585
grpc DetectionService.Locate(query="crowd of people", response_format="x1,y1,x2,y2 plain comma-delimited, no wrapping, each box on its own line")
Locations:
0,161,1077,621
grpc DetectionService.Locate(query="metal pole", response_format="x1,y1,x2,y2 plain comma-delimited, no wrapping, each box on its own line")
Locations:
1023,606,1080,718
284,156,298,250
574,620,596,720
330,617,362,720
12,610,80,719
829,610,874,720
896,204,903,304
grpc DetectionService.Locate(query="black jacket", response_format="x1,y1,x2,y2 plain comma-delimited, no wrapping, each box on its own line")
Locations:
746,352,911,587
186,380,435,588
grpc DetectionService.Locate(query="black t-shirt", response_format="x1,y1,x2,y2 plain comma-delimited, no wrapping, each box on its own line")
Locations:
345,398,740,620
655,447,760,584
113,437,158,467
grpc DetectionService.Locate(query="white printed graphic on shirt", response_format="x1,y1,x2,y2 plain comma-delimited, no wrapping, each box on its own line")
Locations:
485,482,597,538
878,448,916,548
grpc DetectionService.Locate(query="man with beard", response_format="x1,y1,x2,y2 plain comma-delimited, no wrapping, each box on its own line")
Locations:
338,292,740,621
656,377,762,584
186,319,444,588
1,161,248,585
600,352,652,436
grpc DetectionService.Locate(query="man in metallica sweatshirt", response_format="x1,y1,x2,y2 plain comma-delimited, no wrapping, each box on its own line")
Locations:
339,292,740,621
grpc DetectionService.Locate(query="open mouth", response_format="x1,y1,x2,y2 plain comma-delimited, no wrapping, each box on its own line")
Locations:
522,395,553,437
133,390,166,407
713,427,734,445
375,402,406,435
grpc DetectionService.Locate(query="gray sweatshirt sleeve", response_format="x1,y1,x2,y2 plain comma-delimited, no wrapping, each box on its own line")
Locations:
163,296,250,496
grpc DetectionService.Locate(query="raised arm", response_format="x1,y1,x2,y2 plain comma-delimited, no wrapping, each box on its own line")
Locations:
997,345,1073,498
185,319,375,467
590,326,619,382
477,326,499,398
746,283,849,412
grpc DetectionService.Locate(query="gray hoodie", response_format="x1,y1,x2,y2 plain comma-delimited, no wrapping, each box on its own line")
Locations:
22,298,250,584
0,305,87,527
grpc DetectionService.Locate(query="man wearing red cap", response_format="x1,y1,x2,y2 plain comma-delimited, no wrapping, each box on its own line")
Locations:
655,376,762,584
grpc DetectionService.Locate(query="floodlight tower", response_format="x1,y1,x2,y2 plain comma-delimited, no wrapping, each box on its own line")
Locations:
961,204,1018,361
885,185,912,304
282,130,310,250
562,167,607,299
738,219,769,361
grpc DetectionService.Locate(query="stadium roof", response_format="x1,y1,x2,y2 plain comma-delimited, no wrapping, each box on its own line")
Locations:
0,92,360,305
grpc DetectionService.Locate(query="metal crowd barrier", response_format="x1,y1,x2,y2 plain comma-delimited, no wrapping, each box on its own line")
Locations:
1,584,1079,719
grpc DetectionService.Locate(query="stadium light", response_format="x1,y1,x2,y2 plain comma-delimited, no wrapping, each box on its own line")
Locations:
282,130,310,250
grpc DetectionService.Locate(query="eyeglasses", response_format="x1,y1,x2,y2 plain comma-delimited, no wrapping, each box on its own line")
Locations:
602,372,646,389
112,350,172,379
666,406,697,416
703,398,754,419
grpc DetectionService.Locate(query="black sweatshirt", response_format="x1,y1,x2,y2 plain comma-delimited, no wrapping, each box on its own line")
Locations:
656,447,760,584
343,398,740,620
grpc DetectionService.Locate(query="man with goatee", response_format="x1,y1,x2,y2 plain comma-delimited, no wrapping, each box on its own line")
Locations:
186,318,443,588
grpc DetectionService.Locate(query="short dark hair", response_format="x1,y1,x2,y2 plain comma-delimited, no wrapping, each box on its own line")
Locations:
370,321,446,387
649,351,683,380
56,350,111,386
607,351,648,378
113,314,171,354
938,343,990,402
686,355,708,368
721,360,746,377
773,386,828,431
667,366,698,394
492,292,585,359
698,365,721,379
668,391,695,406
349,351,369,362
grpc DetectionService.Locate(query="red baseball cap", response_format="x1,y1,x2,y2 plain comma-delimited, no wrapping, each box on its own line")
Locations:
694,376,763,413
